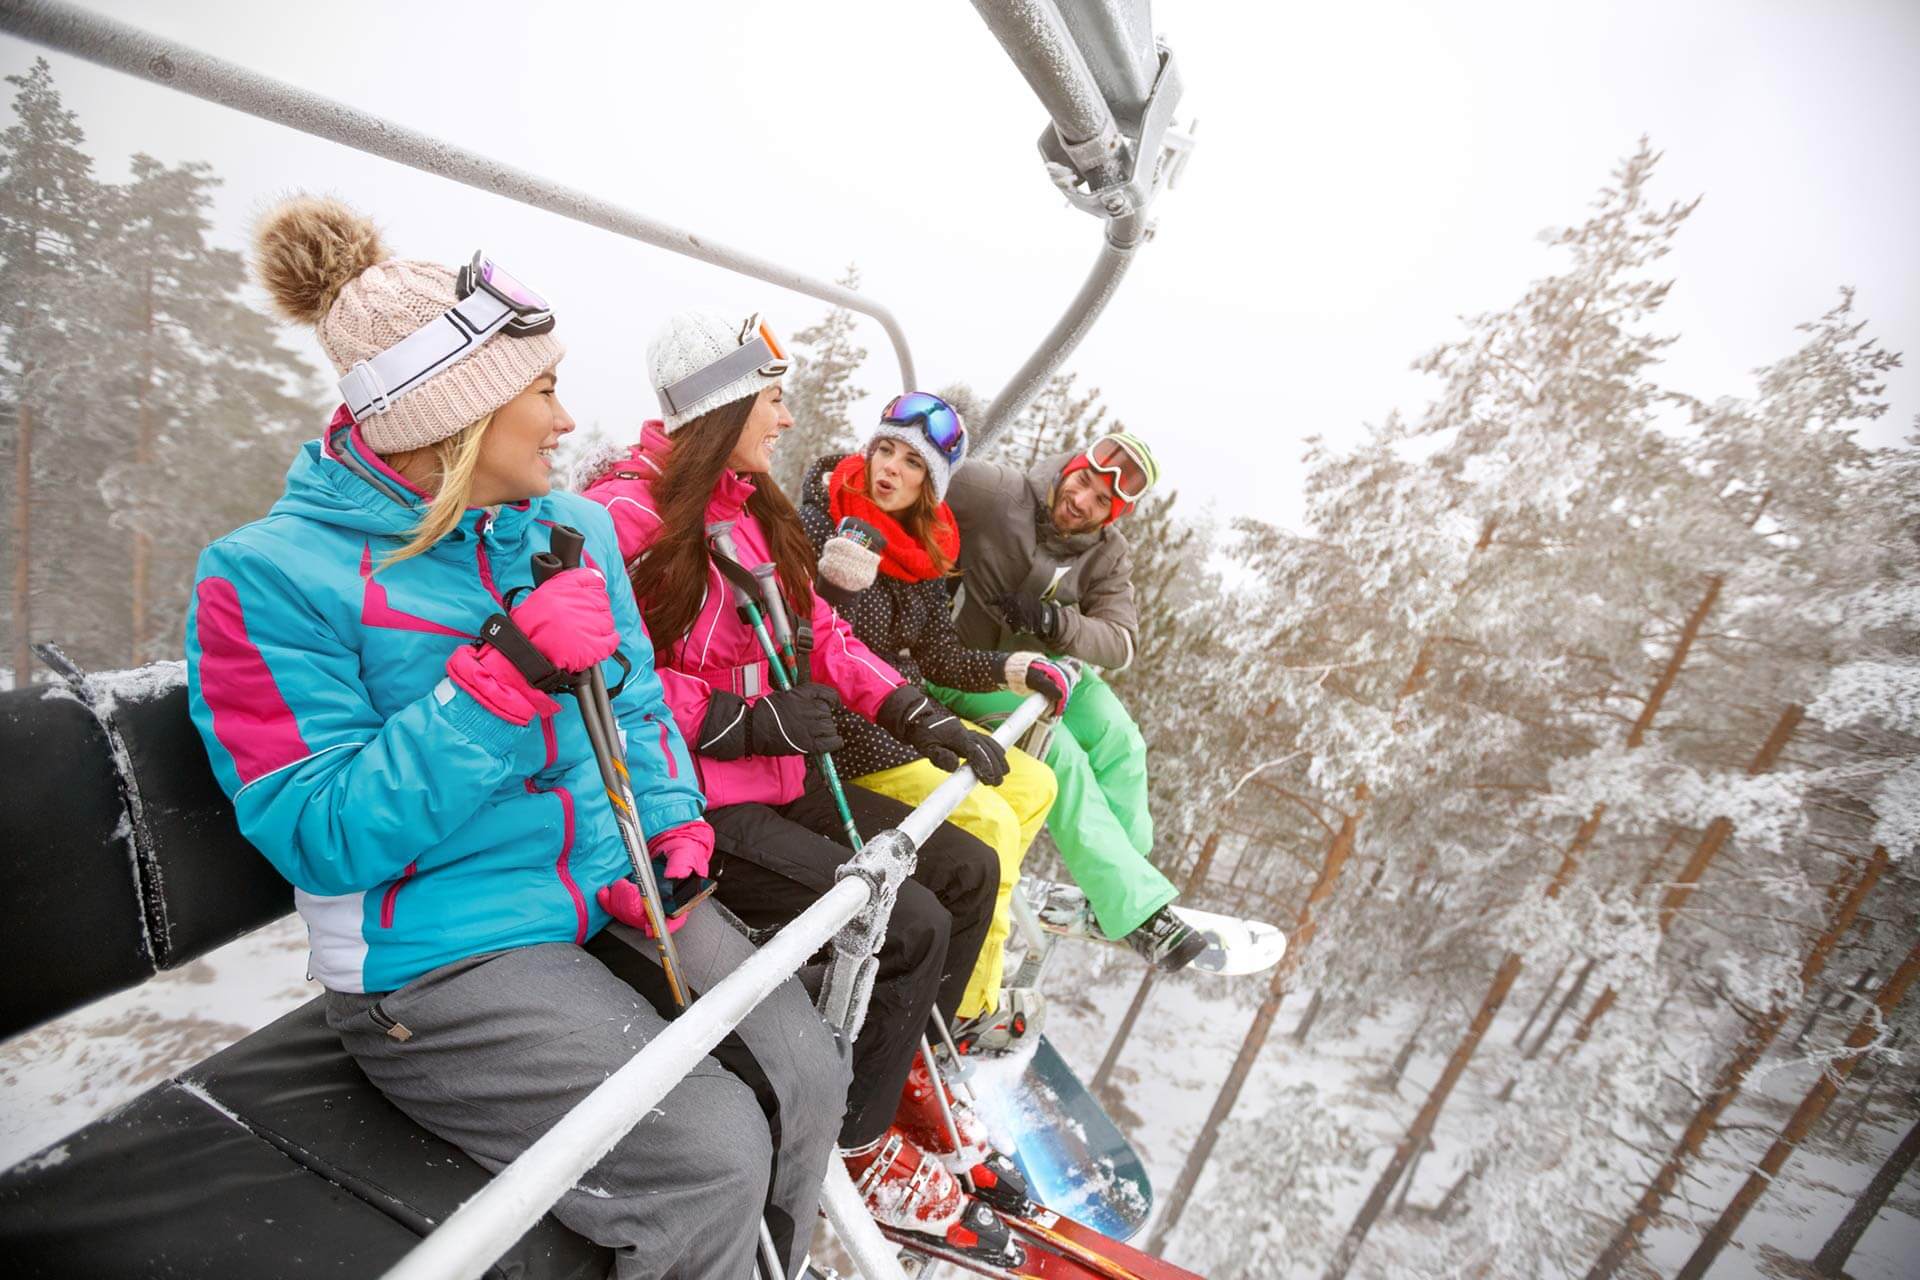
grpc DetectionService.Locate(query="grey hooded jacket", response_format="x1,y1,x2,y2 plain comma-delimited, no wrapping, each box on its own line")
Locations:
945,450,1139,671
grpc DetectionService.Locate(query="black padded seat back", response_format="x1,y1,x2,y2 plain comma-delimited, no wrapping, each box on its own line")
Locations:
109,678,292,968
0,683,154,1038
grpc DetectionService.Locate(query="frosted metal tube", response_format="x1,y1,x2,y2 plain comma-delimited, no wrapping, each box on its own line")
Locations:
0,0,918,389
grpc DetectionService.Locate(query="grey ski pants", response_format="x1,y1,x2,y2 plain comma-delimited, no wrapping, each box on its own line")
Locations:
325,907,850,1280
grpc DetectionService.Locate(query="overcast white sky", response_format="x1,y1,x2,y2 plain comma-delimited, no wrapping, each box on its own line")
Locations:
5,0,1917,529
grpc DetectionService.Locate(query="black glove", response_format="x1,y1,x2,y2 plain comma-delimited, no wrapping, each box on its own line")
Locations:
697,684,844,760
995,591,1063,644
876,686,1009,785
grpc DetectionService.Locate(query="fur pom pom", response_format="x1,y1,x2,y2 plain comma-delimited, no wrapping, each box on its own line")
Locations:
251,194,387,326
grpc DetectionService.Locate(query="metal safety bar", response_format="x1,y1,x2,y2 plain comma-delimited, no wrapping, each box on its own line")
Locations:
379,693,1048,1280
0,0,919,390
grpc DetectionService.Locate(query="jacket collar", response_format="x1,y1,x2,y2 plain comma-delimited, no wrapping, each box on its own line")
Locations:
639,419,759,520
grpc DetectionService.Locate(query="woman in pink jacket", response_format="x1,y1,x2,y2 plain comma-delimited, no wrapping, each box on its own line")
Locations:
579,308,1021,1265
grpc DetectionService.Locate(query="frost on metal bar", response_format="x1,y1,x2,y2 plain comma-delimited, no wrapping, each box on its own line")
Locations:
0,0,918,390
818,692,1051,1037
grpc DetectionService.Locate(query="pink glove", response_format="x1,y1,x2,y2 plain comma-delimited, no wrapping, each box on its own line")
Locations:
446,645,561,726
1006,652,1076,716
446,568,621,725
512,568,620,671
648,820,715,881
597,878,690,937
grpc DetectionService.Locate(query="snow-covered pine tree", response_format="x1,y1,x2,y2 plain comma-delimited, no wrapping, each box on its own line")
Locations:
0,58,103,683
92,154,317,663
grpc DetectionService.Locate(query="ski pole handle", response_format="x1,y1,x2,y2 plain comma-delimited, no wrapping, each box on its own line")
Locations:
532,522,586,585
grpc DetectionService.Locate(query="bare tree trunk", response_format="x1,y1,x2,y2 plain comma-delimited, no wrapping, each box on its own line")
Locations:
1795,966,1876,1055
1091,831,1220,1096
1840,1029,1903,1145
1392,1138,1434,1215
1290,990,1326,1044
1582,846,1890,1280
1674,937,1920,1280
1385,1009,1434,1094
11,402,32,685
131,266,155,667
1811,1108,1920,1277
1144,803,1361,1254
1325,576,1723,1280
1560,705,1804,1057
1513,960,1569,1048
1526,958,1594,1060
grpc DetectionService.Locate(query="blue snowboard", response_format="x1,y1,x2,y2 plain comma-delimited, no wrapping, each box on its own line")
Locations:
964,1034,1153,1240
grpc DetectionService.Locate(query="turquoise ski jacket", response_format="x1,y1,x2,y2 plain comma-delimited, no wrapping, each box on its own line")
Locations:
186,411,705,993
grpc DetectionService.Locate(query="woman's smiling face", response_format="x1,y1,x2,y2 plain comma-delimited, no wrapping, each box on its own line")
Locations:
726,383,793,473
470,368,573,506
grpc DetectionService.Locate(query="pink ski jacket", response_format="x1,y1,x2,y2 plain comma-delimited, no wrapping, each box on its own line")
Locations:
579,422,906,808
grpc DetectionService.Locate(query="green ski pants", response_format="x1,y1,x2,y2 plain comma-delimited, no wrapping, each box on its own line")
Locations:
930,670,1176,939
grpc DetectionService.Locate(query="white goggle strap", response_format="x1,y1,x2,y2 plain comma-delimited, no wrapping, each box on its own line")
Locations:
336,290,515,420
658,335,783,417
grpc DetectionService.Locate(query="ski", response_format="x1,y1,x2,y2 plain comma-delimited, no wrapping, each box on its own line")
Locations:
962,1034,1152,1240
879,1204,1205,1280
1019,876,1288,977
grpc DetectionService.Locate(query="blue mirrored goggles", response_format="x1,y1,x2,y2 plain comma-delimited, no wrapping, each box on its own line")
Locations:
880,392,967,463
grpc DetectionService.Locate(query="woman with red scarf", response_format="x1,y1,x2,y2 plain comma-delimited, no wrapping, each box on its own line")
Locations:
798,393,1074,1052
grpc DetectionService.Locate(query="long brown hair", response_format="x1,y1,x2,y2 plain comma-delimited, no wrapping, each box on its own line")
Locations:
627,394,817,650
846,450,956,575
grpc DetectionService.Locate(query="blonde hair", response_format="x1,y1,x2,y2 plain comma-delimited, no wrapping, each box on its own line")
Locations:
379,411,495,568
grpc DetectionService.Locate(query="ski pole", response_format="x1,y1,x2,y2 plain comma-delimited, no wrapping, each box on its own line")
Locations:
749,562,799,680
536,526,691,1008
706,522,865,851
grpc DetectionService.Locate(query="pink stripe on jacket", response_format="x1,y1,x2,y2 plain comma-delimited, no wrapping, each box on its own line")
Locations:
580,421,904,808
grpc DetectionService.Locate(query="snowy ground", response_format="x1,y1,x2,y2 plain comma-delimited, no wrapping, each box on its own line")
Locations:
1035,943,1920,1279
0,914,318,1168
3,916,1915,1279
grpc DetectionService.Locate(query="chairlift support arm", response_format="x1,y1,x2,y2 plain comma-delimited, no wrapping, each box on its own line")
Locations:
0,0,918,390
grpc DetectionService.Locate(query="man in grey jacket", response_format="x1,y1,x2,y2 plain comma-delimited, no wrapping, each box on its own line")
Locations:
932,432,1204,975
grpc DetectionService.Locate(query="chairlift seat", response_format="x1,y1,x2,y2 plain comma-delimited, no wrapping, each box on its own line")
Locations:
0,676,608,1278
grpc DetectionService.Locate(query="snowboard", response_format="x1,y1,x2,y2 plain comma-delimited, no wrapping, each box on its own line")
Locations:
878,1204,1204,1280
1020,876,1288,976
961,1034,1152,1241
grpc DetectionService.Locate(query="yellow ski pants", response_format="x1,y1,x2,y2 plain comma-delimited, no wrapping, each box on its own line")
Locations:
853,729,1057,1019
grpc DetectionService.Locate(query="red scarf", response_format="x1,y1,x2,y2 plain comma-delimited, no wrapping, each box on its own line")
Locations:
827,454,959,584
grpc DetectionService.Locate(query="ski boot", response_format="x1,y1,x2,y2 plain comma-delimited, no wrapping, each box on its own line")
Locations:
1124,904,1208,973
895,1047,1036,1216
951,986,1044,1058
844,1128,1023,1267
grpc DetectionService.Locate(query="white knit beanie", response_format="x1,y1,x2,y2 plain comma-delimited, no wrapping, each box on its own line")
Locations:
864,405,967,503
648,307,784,431
253,196,564,453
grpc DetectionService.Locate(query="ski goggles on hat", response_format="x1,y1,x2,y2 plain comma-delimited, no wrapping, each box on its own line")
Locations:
336,250,556,420
658,313,791,417
1084,434,1155,503
879,392,967,464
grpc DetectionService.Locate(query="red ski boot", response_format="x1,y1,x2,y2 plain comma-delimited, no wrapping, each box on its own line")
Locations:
895,1047,1036,1216
843,1128,1022,1267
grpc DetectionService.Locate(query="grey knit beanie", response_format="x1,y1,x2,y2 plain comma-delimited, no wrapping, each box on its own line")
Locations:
863,410,966,502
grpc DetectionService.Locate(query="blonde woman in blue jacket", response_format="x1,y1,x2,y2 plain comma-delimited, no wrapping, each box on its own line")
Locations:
185,197,845,1279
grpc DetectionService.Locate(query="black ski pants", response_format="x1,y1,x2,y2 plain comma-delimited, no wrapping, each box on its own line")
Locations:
707,781,999,1146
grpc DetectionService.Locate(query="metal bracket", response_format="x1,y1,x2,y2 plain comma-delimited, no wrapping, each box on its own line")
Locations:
817,826,919,1039
1038,45,1186,222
